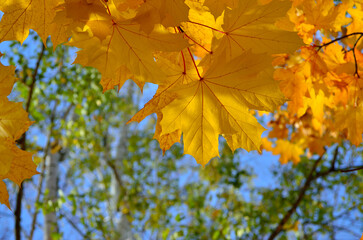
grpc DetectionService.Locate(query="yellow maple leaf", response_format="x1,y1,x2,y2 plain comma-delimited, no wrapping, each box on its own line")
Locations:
153,115,181,154
203,0,239,18
0,143,38,209
2,144,38,186
159,51,285,165
346,5,363,49
274,66,308,116
99,66,136,93
130,49,284,165
69,19,188,90
0,141,14,176
211,0,302,61
306,90,326,132
272,139,304,164
335,103,363,146
0,96,36,208
133,0,190,33
0,98,33,141
128,50,199,150
0,61,16,98
0,0,63,45
0,181,10,209
292,0,352,43
182,1,217,58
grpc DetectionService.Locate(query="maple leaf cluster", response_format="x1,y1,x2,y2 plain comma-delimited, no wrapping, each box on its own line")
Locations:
264,0,363,164
0,0,304,167
0,53,37,208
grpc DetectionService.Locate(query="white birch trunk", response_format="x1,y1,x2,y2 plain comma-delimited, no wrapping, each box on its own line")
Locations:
43,153,59,240
43,149,67,240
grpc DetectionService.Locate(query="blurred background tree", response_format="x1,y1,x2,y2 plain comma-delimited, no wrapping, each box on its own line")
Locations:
0,32,362,240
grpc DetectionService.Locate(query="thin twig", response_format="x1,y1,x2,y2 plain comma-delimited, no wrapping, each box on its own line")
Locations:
339,165,363,173
316,32,363,51
316,32,363,78
352,34,363,78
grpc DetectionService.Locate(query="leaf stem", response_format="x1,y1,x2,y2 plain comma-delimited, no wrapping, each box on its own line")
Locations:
181,50,186,73
187,48,202,79
187,21,226,34
178,26,211,54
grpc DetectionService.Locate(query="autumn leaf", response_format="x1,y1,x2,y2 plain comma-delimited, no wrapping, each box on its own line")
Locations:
335,103,363,146
181,1,217,58
203,0,239,18
0,61,16,97
211,0,303,61
133,0,190,33
0,143,38,209
0,67,35,208
2,144,38,187
272,139,304,164
159,51,285,165
291,0,352,43
0,0,62,45
153,115,182,154
69,20,188,90
128,50,199,150
0,98,33,141
274,65,308,116
0,141,14,175
0,181,10,209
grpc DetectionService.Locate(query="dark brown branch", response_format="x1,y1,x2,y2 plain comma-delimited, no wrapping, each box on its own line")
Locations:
352,34,363,78
268,152,326,240
314,164,363,179
329,147,339,172
316,32,363,51
269,145,361,240
316,32,363,78
25,44,46,112
340,165,363,172
14,43,46,240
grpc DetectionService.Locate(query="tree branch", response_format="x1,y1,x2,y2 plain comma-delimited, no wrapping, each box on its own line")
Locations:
352,34,363,78
15,43,46,240
316,32,363,51
316,32,363,78
268,152,326,240
340,165,363,172
315,165,363,178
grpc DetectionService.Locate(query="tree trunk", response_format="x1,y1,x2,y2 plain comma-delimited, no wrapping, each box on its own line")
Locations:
43,149,66,240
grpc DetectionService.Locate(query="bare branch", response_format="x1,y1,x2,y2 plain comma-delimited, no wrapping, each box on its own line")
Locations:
268,152,326,240
15,42,46,240
316,32,363,51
